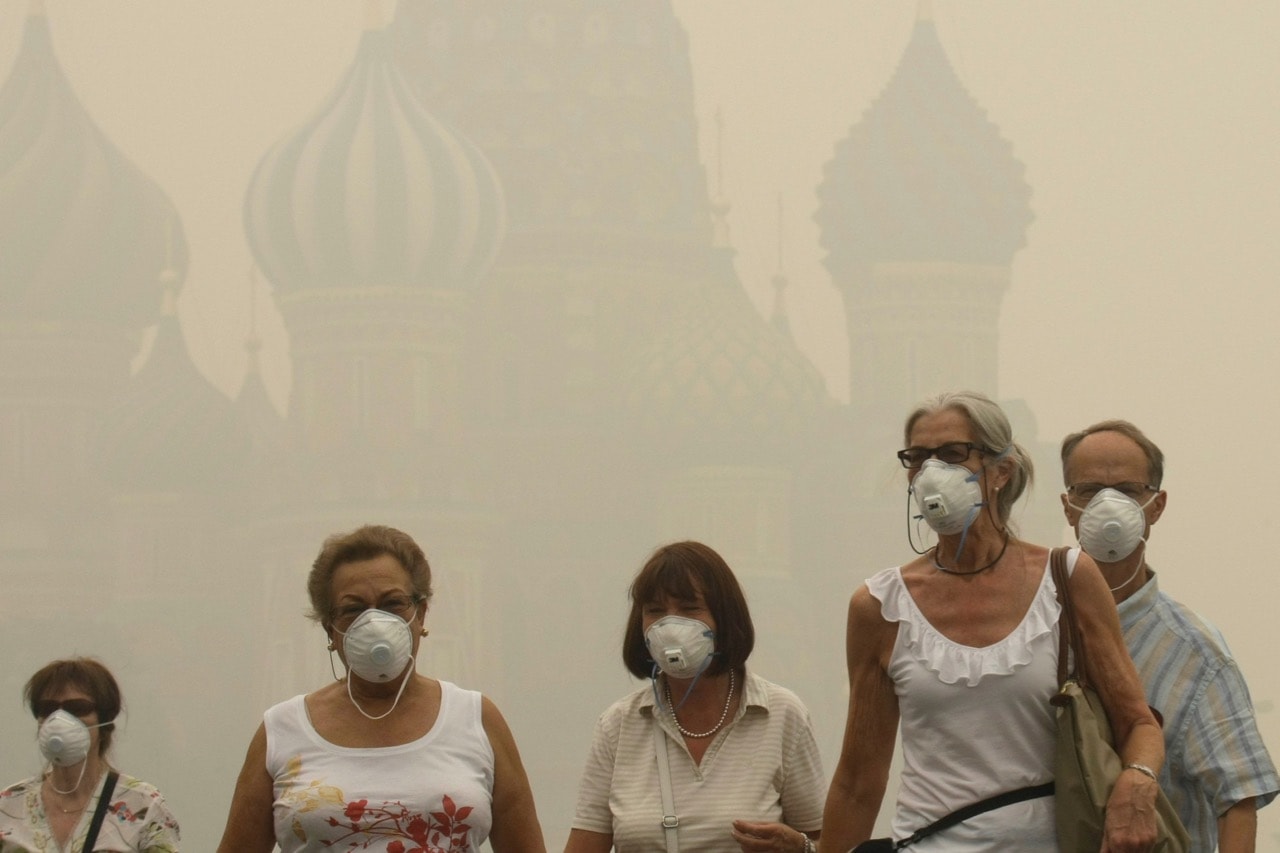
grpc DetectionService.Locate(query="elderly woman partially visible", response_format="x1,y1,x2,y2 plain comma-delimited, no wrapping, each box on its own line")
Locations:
0,657,181,852
565,540,824,853
820,391,1165,852
216,524,545,852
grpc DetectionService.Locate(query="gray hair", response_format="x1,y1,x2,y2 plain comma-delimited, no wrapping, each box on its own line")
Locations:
904,390,1034,524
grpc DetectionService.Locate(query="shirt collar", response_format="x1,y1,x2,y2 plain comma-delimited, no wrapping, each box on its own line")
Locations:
640,670,768,715
1116,567,1160,631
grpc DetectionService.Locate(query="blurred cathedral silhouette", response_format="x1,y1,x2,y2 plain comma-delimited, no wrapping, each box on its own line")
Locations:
0,1,1057,844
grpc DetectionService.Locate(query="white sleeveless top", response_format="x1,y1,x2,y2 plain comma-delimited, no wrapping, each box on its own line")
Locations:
866,551,1074,851
265,680,495,852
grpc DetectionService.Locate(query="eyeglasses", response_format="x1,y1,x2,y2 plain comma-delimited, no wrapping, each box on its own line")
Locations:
1066,482,1157,503
329,595,421,633
897,442,989,469
33,698,97,720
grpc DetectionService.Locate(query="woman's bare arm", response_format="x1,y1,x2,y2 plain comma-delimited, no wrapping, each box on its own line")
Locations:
215,723,278,853
483,695,547,852
1070,553,1164,853
820,586,900,853
563,828,613,853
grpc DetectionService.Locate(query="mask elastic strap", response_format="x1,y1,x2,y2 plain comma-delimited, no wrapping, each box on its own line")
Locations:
906,490,931,555
649,664,664,709
946,467,988,562
346,656,414,721
48,757,89,794
951,506,979,562
649,644,717,714
668,648,717,713
1107,540,1148,592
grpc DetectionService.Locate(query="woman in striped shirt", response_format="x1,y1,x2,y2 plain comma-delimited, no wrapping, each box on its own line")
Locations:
565,541,825,853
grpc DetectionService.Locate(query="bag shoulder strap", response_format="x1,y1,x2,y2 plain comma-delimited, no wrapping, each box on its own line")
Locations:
1050,545,1089,688
80,769,119,853
653,721,679,853
896,782,1055,848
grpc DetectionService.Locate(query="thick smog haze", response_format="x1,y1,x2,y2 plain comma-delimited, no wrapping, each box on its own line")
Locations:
2,1,1278,849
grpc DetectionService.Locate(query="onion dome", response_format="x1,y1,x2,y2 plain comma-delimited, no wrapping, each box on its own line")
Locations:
245,23,505,292
0,7,189,327
96,307,250,492
624,247,829,459
815,12,1032,278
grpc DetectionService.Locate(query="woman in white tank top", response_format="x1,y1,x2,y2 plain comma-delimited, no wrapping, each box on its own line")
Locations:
820,391,1165,853
215,524,546,853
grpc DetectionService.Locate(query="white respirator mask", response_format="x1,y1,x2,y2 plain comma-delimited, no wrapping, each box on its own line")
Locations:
1071,487,1155,564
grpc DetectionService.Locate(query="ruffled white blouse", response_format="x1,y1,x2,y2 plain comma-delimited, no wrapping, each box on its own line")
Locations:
865,551,1072,850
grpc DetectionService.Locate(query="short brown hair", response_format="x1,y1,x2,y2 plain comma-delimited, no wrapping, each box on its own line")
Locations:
308,524,433,628
621,541,755,680
1060,419,1164,488
24,658,122,755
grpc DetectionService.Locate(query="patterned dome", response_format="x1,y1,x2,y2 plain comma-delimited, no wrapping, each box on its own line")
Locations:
96,315,250,492
815,14,1033,277
244,24,505,292
0,9,189,327
624,248,829,458
390,1,711,246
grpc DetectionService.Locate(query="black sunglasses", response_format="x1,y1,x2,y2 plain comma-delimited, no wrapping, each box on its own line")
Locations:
33,698,97,719
897,442,990,469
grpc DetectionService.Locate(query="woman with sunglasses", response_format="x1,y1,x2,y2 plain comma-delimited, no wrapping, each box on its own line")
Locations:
0,657,181,852
820,391,1165,853
216,524,545,852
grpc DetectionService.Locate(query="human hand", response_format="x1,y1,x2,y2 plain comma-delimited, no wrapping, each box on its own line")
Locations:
1099,769,1158,852
730,820,812,852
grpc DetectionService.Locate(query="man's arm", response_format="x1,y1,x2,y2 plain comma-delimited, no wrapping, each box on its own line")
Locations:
1217,797,1258,853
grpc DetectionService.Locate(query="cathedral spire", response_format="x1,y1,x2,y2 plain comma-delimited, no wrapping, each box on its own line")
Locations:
770,193,793,341
364,0,390,32
158,214,180,317
245,266,263,371
709,107,732,247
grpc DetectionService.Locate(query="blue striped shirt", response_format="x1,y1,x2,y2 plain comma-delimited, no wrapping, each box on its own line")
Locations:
1118,571,1279,852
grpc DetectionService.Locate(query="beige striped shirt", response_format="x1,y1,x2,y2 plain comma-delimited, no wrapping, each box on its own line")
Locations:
572,671,825,851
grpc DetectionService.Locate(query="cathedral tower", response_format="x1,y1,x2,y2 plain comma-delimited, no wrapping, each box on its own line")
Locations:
816,8,1033,425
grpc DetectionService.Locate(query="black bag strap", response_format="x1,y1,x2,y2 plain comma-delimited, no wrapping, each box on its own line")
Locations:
895,781,1056,849
80,769,118,853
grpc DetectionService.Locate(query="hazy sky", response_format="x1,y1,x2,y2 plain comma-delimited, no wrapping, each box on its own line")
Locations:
3,1,1279,847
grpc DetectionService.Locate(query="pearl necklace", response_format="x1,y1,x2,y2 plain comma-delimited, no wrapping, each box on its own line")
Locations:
665,670,735,739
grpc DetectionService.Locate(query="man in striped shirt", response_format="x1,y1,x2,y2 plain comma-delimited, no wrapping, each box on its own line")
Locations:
1061,420,1278,852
